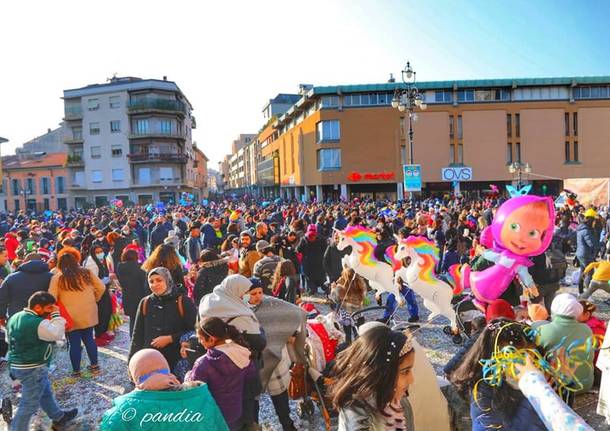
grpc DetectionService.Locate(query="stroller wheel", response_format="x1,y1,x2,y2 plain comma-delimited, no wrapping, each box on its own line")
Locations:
442,325,453,336
452,334,463,344
297,399,315,418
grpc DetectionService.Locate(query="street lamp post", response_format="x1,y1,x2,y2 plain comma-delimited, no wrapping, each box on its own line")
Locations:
391,62,426,200
20,189,33,211
508,161,532,190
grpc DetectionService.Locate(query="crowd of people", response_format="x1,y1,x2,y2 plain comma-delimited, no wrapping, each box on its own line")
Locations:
0,193,608,430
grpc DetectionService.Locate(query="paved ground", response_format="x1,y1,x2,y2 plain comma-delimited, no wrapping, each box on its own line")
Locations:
1,267,609,430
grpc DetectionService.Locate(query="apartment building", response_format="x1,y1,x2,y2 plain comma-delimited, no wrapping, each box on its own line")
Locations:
254,76,610,201
62,76,198,208
227,134,256,191
193,145,209,198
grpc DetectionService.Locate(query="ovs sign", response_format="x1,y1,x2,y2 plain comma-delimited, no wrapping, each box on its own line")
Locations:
441,166,473,181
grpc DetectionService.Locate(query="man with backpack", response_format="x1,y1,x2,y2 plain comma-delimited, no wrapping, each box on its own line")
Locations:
252,240,281,294
529,236,567,315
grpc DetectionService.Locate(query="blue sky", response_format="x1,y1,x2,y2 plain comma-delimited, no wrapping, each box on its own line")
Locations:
0,0,609,165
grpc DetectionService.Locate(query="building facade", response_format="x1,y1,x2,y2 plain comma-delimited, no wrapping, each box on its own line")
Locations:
62,76,198,208
252,76,610,201
2,153,68,212
193,145,209,198
227,134,256,191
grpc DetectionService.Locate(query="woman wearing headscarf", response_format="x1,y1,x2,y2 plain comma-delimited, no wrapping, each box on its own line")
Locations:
128,267,197,372
199,274,266,429
100,349,228,431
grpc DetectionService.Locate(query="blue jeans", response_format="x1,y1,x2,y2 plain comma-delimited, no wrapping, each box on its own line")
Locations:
383,286,419,320
66,327,98,372
10,366,63,431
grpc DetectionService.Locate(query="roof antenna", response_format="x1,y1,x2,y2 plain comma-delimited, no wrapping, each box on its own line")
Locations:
106,73,118,82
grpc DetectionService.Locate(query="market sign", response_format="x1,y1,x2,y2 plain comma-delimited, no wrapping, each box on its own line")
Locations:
441,166,473,181
403,164,421,192
347,171,395,182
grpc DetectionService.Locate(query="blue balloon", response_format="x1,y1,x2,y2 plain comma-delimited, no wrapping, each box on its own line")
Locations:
274,198,282,205
201,199,209,207
44,210,53,218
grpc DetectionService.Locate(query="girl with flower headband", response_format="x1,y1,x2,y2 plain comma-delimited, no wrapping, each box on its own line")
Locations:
331,325,416,431
448,319,593,431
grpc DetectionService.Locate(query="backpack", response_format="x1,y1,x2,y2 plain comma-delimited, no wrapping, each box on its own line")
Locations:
544,246,567,283
141,295,184,318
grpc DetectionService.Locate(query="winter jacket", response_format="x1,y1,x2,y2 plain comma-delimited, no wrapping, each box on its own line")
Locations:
100,382,228,431
296,237,327,284
193,258,229,306
323,244,347,283
187,345,257,430
470,382,546,431
116,261,148,318
128,292,197,370
238,248,261,278
48,269,106,331
4,234,19,261
0,260,53,319
184,235,202,264
538,315,595,393
150,224,170,251
252,254,281,294
576,223,598,262
338,398,414,431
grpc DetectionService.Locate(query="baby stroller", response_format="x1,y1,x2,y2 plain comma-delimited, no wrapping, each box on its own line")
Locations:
444,293,483,344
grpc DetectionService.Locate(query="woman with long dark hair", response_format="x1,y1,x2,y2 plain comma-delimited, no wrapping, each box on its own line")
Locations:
48,249,105,376
142,244,186,293
331,324,415,430
116,248,148,336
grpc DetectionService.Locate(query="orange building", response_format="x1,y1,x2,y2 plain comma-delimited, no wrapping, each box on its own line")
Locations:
3,153,69,212
256,76,610,200
193,145,209,198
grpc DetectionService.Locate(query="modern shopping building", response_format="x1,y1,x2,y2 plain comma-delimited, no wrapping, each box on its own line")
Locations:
62,76,201,208
246,75,610,201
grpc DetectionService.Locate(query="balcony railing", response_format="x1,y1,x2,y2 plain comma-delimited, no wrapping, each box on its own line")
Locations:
66,155,84,166
129,130,185,140
63,107,83,120
64,136,84,144
132,178,183,187
128,98,186,115
127,153,188,163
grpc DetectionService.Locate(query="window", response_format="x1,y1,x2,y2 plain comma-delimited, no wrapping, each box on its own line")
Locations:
72,127,83,140
573,112,578,136
457,143,464,164
56,176,65,194
89,122,100,135
109,96,120,109
449,116,454,139
111,146,122,157
515,142,521,163
135,119,149,135
457,89,474,102
11,179,20,196
87,98,99,111
435,91,452,103
26,178,35,193
316,120,340,142
110,120,121,133
91,146,101,159
159,120,172,135
57,198,67,210
565,141,570,163
360,94,370,105
457,115,463,140
73,171,85,187
449,144,456,164
565,112,570,136
321,96,339,108
317,148,341,170
507,114,512,138
507,143,513,164
138,167,151,185
91,170,103,183
14,200,19,211
41,177,50,195
515,113,520,138
160,167,173,180
574,141,579,162
95,196,109,207
43,198,50,210
112,169,124,182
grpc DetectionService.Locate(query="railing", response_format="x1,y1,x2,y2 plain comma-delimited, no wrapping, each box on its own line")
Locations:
132,178,182,186
127,153,188,163
64,106,83,119
64,136,84,144
128,98,186,114
66,155,84,166
129,130,185,139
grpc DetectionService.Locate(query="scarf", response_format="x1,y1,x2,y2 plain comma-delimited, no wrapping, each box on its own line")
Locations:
198,274,261,334
147,267,175,297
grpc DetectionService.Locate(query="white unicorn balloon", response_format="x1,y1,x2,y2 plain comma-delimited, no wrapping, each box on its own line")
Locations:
335,226,404,305
394,235,458,329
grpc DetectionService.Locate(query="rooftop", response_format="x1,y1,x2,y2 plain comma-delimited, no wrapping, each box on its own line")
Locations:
3,152,67,170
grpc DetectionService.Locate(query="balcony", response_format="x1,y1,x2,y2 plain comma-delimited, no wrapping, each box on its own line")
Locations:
63,107,83,121
66,155,84,167
132,178,183,187
129,130,186,140
64,136,84,145
127,153,188,164
128,98,186,116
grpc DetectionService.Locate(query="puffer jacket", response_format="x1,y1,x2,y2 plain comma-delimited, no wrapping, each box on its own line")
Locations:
0,260,53,318
323,244,348,283
100,382,228,431
193,258,229,305
576,223,598,261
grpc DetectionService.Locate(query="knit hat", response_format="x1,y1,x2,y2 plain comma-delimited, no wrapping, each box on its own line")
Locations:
527,303,549,322
256,240,271,253
128,349,180,390
551,293,583,318
485,299,516,322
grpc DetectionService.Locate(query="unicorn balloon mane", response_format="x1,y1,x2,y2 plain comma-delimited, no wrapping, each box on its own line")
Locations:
335,226,404,305
394,235,458,329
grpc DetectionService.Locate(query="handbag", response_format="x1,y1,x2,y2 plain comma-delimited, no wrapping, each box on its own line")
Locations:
288,363,307,399
57,300,74,331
